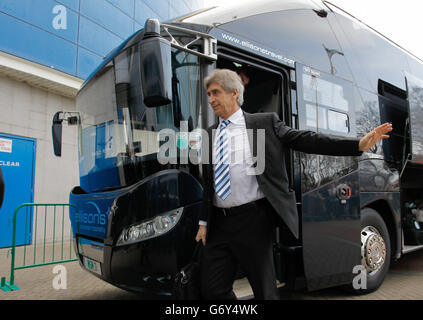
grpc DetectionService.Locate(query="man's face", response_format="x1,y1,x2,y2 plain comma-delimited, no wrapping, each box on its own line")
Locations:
207,82,239,119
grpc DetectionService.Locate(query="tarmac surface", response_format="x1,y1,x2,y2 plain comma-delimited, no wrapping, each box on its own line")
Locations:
1,242,423,300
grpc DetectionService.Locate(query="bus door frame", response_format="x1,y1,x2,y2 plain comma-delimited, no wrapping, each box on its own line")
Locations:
214,45,298,282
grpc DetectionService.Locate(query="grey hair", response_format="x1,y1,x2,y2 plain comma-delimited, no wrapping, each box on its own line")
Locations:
204,69,244,106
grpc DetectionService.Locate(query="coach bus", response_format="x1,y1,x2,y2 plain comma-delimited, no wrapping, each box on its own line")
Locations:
52,0,423,297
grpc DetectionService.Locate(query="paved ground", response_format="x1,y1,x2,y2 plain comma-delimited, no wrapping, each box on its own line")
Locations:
1,242,423,300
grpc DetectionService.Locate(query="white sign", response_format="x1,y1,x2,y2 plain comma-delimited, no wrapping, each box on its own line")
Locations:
0,138,12,153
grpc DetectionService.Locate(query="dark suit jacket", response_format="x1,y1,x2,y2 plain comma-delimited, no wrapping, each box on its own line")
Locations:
200,111,362,239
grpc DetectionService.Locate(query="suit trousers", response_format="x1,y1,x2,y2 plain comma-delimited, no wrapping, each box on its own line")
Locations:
200,199,279,300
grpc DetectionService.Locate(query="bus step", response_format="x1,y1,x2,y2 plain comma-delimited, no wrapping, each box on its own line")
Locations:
234,277,286,300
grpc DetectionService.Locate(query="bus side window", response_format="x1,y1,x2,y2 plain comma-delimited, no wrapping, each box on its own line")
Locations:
298,69,355,137
328,110,349,133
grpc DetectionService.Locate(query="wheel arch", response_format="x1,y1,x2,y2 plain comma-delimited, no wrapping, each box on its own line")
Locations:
364,199,400,260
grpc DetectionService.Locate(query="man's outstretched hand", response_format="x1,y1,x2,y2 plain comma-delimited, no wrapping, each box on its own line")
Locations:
359,123,393,152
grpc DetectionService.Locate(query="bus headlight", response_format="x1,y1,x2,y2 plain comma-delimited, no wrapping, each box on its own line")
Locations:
117,207,183,246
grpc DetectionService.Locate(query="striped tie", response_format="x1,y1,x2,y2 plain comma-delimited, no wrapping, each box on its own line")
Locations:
214,119,231,200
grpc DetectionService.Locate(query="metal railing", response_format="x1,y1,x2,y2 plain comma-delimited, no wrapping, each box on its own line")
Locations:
1,203,78,292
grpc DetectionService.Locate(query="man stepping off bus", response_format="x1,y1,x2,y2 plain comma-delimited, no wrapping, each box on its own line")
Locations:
195,68,392,300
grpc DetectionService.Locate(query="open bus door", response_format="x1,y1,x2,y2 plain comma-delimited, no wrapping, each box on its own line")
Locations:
405,72,423,166
295,62,361,291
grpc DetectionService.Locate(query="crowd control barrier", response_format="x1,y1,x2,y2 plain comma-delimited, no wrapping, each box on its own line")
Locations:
0,203,78,292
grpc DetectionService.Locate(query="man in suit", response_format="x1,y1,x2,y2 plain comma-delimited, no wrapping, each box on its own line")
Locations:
195,69,392,300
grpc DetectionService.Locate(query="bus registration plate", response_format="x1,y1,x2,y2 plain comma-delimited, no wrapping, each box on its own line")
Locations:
83,256,102,276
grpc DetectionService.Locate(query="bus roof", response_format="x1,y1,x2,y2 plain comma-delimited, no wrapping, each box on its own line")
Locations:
82,0,423,92
177,0,324,26
175,0,422,64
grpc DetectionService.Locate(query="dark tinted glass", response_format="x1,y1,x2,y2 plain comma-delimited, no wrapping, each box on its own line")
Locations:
221,9,353,80
77,46,202,192
331,13,409,93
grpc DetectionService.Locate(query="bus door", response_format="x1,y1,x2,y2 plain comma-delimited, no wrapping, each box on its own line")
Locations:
405,72,423,165
0,134,36,248
216,47,289,120
216,47,298,282
295,63,361,291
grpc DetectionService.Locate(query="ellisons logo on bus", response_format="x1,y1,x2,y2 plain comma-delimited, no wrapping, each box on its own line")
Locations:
79,202,107,225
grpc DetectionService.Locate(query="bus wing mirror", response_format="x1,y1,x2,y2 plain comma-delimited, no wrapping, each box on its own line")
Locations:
52,111,63,157
140,19,172,108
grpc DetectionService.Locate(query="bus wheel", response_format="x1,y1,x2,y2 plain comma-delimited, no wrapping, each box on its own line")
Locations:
357,208,391,293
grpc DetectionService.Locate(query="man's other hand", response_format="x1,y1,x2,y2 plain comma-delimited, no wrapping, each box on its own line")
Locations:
195,225,207,245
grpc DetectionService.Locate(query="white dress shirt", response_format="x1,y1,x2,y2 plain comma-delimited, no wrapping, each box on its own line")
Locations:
199,108,264,226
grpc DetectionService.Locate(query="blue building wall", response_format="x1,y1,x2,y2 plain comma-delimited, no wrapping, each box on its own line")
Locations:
0,0,204,79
